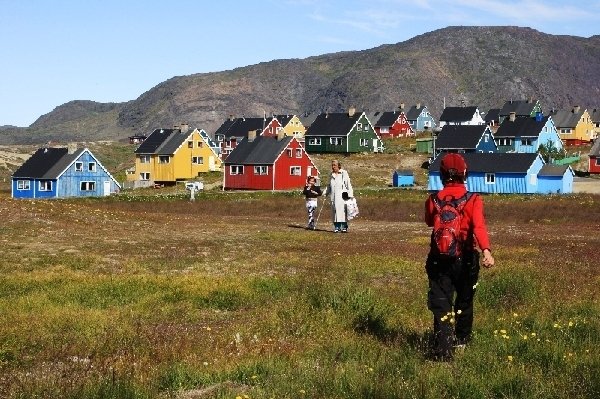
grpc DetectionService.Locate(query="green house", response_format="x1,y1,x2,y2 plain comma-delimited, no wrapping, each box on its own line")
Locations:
304,109,384,154
498,99,543,124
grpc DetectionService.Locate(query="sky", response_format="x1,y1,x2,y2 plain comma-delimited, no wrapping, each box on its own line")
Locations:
1,0,599,127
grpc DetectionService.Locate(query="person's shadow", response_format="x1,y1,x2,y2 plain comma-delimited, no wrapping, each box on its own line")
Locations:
287,223,331,232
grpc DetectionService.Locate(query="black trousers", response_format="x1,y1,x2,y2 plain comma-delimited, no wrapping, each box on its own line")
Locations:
425,251,480,357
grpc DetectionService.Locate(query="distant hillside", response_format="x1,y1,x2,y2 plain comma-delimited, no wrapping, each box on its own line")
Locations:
2,26,599,144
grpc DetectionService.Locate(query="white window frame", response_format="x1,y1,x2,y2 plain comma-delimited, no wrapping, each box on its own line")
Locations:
521,138,532,146
230,165,244,175
356,123,362,131
254,166,268,175
308,138,321,145
88,162,96,172
39,180,52,191
17,180,30,190
80,181,96,191
484,134,489,142
188,141,193,148
290,166,301,176
287,149,293,157
140,172,150,181
192,156,204,164
364,124,369,131
359,138,369,146
139,155,150,163
485,173,496,185
295,148,302,158
75,162,83,171
158,155,170,164
595,158,600,166
330,137,343,145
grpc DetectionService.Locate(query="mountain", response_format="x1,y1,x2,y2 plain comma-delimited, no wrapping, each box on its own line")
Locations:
2,26,599,145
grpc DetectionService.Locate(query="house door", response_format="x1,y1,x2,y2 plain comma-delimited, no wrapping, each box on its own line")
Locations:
209,156,215,171
372,139,379,152
103,181,111,196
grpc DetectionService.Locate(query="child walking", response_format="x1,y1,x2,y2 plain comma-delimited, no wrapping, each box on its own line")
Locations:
302,176,322,230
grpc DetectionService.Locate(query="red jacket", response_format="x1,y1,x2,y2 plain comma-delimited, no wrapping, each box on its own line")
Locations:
425,182,491,251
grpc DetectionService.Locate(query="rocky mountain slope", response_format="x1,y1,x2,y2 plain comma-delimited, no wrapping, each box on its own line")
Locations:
2,26,599,144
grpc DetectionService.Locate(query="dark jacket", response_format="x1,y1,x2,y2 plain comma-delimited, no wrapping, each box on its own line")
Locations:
303,184,322,199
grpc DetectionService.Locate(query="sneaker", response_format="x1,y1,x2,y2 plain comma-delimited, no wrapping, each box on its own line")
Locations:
341,228,348,233
334,228,340,233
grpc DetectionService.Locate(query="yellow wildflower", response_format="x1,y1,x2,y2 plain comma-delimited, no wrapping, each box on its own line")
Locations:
500,329,507,334
513,313,518,317
553,323,559,328
531,332,536,337
568,321,574,327
457,309,462,315
523,335,528,340
300,390,306,394
507,355,513,361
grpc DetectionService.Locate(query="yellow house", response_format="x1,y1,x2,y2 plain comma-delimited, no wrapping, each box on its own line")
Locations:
551,106,595,145
128,126,221,184
276,114,306,139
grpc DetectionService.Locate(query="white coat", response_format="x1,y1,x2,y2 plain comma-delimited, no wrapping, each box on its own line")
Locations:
326,169,354,223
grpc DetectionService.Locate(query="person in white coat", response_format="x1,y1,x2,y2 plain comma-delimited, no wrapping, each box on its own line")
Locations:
324,159,354,233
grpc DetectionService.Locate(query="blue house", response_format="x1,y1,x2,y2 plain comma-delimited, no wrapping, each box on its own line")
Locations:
406,104,437,131
428,152,545,194
434,125,497,156
392,170,414,187
537,164,574,194
494,114,563,153
12,147,120,199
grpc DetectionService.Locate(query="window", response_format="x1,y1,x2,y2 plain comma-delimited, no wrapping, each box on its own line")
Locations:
295,148,302,158
75,162,83,171
80,181,96,191
197,141,203,148
521,138,532,146
364,124,369,131
188,141,193,148
230,165,244,175
159,156,170,164
216,134,224,142
39,181,52,191
139,155,150,163
356,123,362,131
88,162,96,172
497,138,513,146
290,166,301,176
561,128,572,134
17,180,30,190
287,149,293,157
140,172,150,181
596,158,600,166
192,156,204,164
485,173,495,184
308,138,321,145
330,137,343,145
254,166,268,175
484,134,489,142
359,138,368,146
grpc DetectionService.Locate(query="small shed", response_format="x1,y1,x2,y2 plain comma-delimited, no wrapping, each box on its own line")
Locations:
392,169,414,187
537,164,574,194
416,137,433,153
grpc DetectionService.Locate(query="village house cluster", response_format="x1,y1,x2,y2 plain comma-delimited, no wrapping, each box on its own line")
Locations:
10,100,600,198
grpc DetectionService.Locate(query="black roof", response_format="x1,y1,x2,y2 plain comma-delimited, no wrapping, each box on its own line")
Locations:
590,108,600,123
214,117,275,139
135,129,180,154
538,164,570,177
549,108,583,128
275,115,294,126
406,105,426,120
435,125,490,150
13,147,85,179
484,109,500,123
305,112,364,136
439,106,478,122
499,100,539,117
495,116,549,138
375,111,402,127
224,135,293,165
394,169,413,175
429,152,539,174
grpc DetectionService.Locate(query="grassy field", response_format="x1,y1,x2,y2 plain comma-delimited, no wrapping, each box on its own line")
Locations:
0,180,599,398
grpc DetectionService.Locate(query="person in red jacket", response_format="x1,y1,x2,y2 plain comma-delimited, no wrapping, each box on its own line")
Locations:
425,153,495,361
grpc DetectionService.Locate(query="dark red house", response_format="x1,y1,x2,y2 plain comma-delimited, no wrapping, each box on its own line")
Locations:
589,140,600,174
374,110,414,138
214,116,282,159
224,133,318,190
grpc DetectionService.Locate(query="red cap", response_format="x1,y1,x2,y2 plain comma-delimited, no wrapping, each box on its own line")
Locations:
440,153,467,177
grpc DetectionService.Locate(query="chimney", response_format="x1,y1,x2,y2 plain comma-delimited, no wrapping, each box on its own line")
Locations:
67,142,77,154
399,103,405,110
573,105,581,113
348,106,356,117
527,97,533,104
509,112,516,122
229,114,234,121
277,129,285,141
180,123,189,133
248,130,257,142
416,102,421,109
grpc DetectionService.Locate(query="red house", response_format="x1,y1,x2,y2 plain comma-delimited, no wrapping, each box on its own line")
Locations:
224,133,318,190
214,116,282,159
374,110,414,138
589,140,600,174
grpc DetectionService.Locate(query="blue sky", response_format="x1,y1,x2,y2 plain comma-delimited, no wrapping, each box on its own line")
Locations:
1,0,598,127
